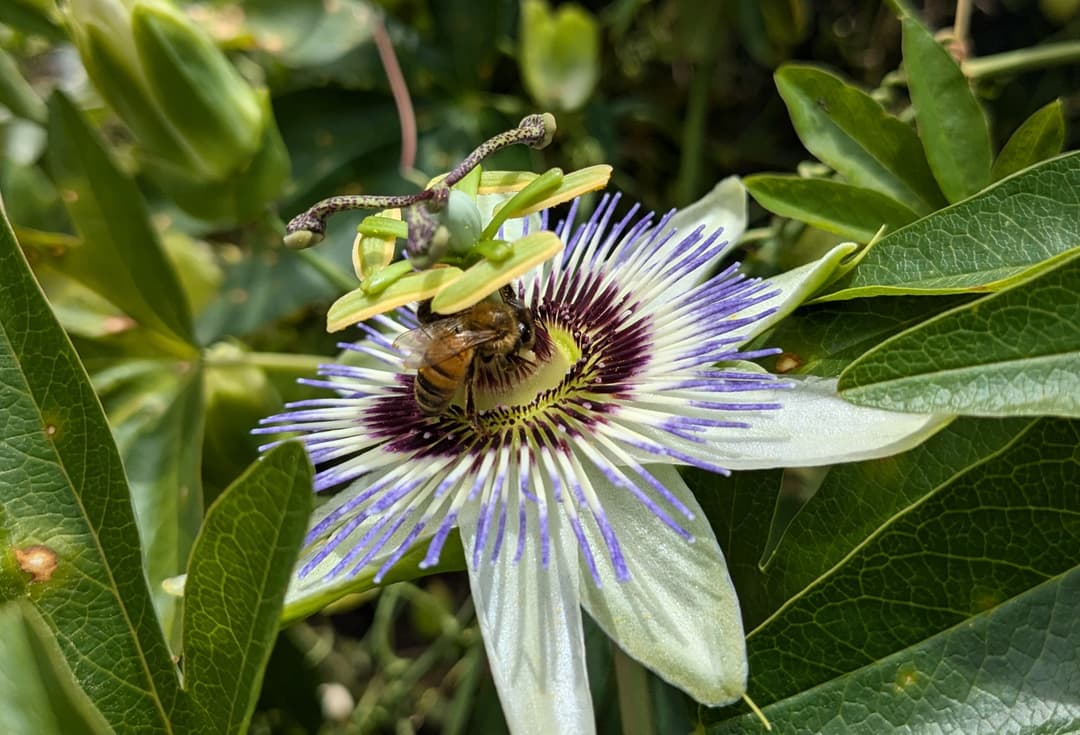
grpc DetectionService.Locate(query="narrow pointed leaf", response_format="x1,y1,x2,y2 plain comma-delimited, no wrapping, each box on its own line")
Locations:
93,359,205,643
0,197,189,733
710,566,1080,734
839,248,1080,417
45,92,195,353
991,99,1065,181
183,443,313,735
774,64,944,213
902,17,993,202
817,152,1080,300
745,175,918,242
0,604,113,735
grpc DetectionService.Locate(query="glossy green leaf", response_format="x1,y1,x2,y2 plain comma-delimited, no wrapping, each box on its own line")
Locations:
817,151,1080,300
242,0,377,68
774,64,944,213
744,175,918,242
0,604,112,735
839,248,1080,417
901,17,993,202
740,418,1078,704
748,295,974,378
45,92,196,354
710,566,1080,734
92,359,205,643
0,194,191,733
992,99,1066,181
183,442,313,735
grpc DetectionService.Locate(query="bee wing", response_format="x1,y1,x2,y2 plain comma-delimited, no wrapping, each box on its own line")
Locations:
392,319,499,368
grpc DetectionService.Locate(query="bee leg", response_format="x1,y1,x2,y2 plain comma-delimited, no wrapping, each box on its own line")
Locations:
499,283,521,306
464,359,478,420
416,299,436,324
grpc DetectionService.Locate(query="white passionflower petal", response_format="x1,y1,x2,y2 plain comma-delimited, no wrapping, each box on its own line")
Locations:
258,178,948,732
460,492,595,735
578,464,747,705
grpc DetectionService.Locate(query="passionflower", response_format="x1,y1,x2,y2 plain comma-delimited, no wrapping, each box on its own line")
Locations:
258,179,948,734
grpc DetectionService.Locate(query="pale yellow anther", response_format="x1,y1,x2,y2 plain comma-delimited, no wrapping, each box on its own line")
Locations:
430,231,563,314
327,266,464,332
511,164,612,216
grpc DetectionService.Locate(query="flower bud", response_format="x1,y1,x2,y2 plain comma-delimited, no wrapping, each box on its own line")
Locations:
65,0,288,222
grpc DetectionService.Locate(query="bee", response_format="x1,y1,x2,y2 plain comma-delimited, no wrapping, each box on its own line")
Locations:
394,285,535,416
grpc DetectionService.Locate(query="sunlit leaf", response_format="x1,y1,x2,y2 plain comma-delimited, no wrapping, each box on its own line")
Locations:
44,92,196,354
745,175,918,242
774,64,944,213
817,152,1080,300
0,193,194,733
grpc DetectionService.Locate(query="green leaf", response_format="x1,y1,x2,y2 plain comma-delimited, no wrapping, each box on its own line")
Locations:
774,64,944,213
738,418,1079,705
0,603,112,735
992,99,1066,181
755,417,1033,618
183,443,313,735
0,192,189,732
44,92,195,354
709,566,1080,734
901,16,993,202
92,359,205,643
838,248,1080,417
744,175,918,242
817,151,1080,300
747,295,974,377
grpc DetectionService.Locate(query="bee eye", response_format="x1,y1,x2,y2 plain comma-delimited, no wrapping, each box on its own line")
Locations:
518,319,534,347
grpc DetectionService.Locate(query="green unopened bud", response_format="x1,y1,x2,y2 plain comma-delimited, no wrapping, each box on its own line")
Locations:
65,0,287,223
520,0,600,111
131,1,263,178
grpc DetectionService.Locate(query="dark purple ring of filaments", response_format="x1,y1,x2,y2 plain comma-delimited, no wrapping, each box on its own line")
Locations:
257,193,788,586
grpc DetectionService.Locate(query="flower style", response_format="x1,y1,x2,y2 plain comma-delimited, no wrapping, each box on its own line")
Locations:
258,179,948,734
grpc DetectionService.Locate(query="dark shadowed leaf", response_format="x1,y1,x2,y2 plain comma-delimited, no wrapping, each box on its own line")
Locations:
183,442,312,735
817,152,1080,300
991,99,1066,181
709,566,1080,734
774,64,944,213
745,175,918,242
740,418,1078,704
0,195,195,733
839,248,1080,417
901,17,993,202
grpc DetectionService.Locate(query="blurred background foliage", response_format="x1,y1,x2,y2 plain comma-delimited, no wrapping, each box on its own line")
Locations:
1,0,1077,732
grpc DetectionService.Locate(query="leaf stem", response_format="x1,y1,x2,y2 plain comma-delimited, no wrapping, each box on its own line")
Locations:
613,643,654,735
203,350,325,374
963,41,1080,80
295,248,357,293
